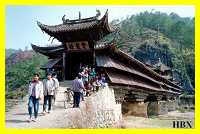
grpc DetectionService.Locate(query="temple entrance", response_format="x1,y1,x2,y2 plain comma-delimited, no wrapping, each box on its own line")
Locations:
65,51,93,80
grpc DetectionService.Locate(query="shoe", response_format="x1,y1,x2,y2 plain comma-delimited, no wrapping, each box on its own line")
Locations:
27,118,32,123
72,105,79,108
42,111,47,115
32,118,37,122
48,110,51,113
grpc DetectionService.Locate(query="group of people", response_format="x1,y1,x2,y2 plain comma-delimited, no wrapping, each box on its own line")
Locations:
72,65,107,108
27,64,107,122
27,73,59,122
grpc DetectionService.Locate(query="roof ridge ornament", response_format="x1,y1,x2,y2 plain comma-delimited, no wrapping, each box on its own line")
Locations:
62,14,69,24
79,11,81,20
61,10,102,24
96,9,101,18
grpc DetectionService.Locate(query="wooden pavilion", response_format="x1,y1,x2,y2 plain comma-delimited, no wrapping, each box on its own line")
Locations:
32,10,182,117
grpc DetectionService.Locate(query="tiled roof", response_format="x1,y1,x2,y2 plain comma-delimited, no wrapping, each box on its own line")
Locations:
31,43,182,94
96,55,163,86
37,19,99,33
106,70,166,93
37,11,113,34
41,58,62,69
31,44,64,58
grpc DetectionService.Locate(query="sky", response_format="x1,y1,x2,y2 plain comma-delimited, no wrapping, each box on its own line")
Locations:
6,5,195,50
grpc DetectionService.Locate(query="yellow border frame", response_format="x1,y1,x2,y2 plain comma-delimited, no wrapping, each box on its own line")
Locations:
0,0,199,134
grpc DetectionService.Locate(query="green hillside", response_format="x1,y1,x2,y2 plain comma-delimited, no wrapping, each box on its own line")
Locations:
6,51,48,99
104,11,194,93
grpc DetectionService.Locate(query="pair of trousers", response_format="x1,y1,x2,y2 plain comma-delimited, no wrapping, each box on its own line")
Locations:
80,92,84,101
73,92,81,107
28,96,39,118
43,95,53,112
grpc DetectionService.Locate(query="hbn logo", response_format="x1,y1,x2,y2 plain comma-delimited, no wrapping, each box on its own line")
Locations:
173,120,193,128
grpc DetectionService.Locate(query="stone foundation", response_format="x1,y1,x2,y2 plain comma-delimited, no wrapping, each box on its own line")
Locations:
122,100,179,117
167,100,178,111
147,101,159,116
122,101,149,117
158,101,168,115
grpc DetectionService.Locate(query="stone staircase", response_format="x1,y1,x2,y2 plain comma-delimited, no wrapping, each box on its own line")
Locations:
60,80,73,88
54,80,73,108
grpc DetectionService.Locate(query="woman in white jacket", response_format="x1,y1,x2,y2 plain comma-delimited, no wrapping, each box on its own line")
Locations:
43,73,55,114
28,73,43,122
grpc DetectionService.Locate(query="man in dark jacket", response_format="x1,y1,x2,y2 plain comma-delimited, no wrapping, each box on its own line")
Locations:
72,74,85,108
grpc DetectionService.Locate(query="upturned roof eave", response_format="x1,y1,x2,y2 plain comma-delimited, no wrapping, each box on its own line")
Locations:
37,11,113,36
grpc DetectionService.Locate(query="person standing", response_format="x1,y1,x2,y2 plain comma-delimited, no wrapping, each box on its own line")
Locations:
85,81,92,97
89,68,96,80
52,73,59,106
72,75,85,108
27,73,43,122
43,73,55,114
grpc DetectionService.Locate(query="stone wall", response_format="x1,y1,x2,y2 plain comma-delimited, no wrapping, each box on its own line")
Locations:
122,101,149,117
122,100,179,117
167,100,178,111
65,86,122,128
178,95,195,110
147,101,159,117
158,101,168,115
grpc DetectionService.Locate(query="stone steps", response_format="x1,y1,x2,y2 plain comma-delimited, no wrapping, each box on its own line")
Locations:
54,81,73,107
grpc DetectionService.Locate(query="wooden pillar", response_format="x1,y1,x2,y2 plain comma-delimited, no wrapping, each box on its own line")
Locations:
93,48,95,67
63,52,66,80
92,40,96,67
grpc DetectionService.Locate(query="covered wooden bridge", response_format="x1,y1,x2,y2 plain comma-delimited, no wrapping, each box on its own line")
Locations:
32,10,182,117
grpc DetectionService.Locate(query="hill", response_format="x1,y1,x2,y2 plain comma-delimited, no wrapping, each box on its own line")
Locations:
6,50,34,68
6,48,20,58
6,49,48,99
104,11,194,93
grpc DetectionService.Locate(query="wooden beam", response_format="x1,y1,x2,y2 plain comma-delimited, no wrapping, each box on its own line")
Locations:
63,52,66,80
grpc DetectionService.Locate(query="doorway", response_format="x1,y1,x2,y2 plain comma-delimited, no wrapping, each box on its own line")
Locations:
65,51,93,80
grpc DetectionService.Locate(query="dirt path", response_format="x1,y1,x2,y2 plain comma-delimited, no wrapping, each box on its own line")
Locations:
6,85,72,128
